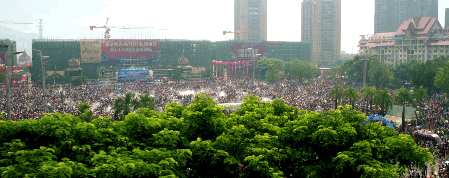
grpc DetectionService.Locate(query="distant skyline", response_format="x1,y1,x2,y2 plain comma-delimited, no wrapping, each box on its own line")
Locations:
1,0,448,55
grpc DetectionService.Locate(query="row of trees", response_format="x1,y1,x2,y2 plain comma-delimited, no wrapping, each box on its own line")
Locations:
0,94,434,177
257,58,319,83
329,85,430,133
331,55,449,90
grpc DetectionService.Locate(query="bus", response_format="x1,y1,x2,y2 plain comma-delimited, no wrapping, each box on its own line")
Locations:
413,129,445,146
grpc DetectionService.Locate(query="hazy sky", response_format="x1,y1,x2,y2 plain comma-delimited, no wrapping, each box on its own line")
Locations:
1,0,448,54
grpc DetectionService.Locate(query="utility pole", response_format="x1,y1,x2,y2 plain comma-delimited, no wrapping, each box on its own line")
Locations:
0,45,11,120
248,47,257,84
362,58,368,88
33,49,48,112
1,44,24,120
361,50,369,88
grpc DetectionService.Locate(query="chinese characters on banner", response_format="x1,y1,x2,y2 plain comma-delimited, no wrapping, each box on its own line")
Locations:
101,39,161,62
79,39,162,63
231,44,267,67
80,39,101,63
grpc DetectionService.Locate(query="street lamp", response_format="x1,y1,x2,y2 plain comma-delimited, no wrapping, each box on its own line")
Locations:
33,49,49,113
247,48,261,84
361,52,369,88
0,44,24,120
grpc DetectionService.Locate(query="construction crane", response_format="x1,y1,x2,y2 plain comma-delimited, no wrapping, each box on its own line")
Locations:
223,30,266,41
0,19,33,24
90,18,168,40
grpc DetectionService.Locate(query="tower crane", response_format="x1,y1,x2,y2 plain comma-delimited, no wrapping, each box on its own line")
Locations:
89,17,168,40
0,19,33,24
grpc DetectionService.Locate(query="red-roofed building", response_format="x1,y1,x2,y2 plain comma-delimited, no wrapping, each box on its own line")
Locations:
359,17,449,65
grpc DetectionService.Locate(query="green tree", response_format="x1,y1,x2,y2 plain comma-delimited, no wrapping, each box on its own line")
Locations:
343,86,360,109
369,58,393,87
284,59,318,81
266,64,280,83
395,88,413,134
392,59,420,85
132,93,156,111
113,93,134,120
200,67,214,78
70,76,87,86
76,102,95,122
362,86,376,115
374,88,393,116
257,58,284,78
45,73,64,85
76,102,91,114
0,72,3,83
174,70,182,81
435,60,449,94
412,86,429,124
329,85,344,109
181,94,226,142
414,56,448,92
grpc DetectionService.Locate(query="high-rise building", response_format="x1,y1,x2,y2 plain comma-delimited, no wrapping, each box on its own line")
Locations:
301,0,341,63
375,0,438,34
234,0,267,42
446,8,449,29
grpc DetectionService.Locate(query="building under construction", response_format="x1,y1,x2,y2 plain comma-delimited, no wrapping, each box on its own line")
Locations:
31,39,311,82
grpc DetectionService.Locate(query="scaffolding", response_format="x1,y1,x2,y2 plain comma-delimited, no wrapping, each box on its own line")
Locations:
0,39,17,66
31,39,312,81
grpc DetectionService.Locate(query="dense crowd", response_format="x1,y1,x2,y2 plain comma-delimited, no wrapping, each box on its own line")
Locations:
2,78,449,177
0,78,341,121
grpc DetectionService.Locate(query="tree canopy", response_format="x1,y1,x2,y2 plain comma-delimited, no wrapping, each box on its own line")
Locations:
435,60,449,94
284,59,318,81
0,94,434,177
257,58,284,78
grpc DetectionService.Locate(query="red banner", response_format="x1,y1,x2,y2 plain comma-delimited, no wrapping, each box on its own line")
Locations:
101,39,161,62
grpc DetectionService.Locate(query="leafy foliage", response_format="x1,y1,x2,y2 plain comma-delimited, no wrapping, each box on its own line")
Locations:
284,59,318,81
374,88,394,116
343,86,360,108
0,94,433,177
257,58,284,78
368,58,393,87
266,64,280,83
435,60,449,94
395,88,413,133
329,85,344,109
200,67,214,78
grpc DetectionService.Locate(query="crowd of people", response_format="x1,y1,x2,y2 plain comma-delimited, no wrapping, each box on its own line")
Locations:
3,77,449,177
0,78,342,121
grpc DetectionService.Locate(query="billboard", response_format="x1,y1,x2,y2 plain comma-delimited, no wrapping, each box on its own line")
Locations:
231,44,267,67
80,39,101,63
101,39,161,62
118,66,153,81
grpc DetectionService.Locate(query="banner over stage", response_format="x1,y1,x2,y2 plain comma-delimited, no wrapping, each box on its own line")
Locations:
101,39,162,63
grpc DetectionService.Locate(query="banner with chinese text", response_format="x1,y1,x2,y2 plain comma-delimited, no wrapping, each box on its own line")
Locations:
80,39,101,63
101,39,161,62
